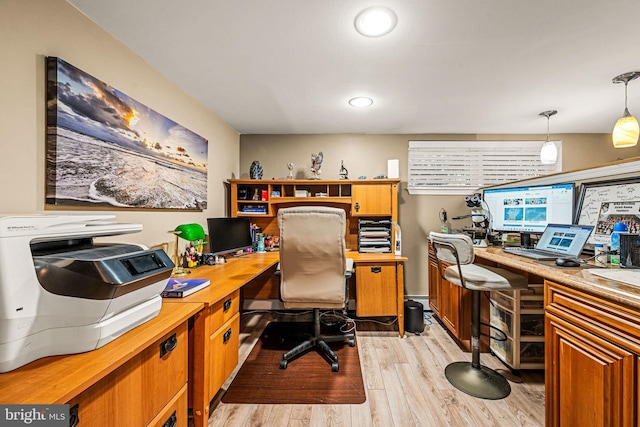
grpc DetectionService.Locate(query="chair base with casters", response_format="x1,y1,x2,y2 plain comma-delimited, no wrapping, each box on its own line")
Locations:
279,308,355,372
429,231,527,400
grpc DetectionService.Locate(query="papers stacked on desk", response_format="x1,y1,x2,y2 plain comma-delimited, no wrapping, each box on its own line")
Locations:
587,269,640,287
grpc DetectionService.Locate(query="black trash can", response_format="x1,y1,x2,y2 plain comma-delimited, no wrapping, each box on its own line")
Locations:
404,299,425,334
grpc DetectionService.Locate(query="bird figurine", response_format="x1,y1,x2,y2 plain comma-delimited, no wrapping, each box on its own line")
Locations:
310,152,323,179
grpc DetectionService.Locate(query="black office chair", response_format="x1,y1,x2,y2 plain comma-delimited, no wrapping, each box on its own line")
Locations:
429,231,527,399
277,206,355,372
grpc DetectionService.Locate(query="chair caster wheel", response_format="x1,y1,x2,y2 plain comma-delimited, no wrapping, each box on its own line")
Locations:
331,363,339,372
348,339,355,347
280,360,288,369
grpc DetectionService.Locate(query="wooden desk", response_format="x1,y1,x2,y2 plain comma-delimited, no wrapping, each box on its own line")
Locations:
0,302,202,426
166,250,407,427
470,247,640,427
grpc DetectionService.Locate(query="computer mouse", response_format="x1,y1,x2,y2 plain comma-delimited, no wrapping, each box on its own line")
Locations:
555,258,581,267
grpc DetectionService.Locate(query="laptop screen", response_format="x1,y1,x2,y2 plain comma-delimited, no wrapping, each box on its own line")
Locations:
535,224,595,257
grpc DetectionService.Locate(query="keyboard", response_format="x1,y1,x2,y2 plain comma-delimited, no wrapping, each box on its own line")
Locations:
502,247,559,260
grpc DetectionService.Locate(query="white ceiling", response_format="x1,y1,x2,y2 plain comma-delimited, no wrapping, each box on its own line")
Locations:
67,0,640,135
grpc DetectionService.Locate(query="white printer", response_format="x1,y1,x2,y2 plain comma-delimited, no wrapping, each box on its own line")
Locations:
0,214,174,372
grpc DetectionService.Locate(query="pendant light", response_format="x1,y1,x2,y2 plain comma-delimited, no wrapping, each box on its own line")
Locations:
612,71,640,148
539,110,558,165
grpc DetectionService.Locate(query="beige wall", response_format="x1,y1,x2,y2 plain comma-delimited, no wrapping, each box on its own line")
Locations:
240,134,640,298
0,0,239,248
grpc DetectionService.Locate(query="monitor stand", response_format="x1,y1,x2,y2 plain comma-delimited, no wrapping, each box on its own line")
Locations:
520,232,532,248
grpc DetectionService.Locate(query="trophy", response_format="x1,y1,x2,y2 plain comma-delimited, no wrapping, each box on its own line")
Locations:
286,162,296,179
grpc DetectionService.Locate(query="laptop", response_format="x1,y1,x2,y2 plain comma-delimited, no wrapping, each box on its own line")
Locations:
502,224,594,260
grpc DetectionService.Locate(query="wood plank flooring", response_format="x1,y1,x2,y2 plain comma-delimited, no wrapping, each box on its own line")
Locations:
206,312,545,427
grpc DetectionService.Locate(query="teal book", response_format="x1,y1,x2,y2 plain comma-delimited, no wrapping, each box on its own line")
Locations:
161,278,210,298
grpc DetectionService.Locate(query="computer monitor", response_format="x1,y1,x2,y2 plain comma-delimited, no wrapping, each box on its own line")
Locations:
482,182,575,247
206,217,253,256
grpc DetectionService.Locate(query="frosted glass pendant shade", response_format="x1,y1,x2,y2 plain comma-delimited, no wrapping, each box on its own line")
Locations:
612,110,639,148
540,141,558,165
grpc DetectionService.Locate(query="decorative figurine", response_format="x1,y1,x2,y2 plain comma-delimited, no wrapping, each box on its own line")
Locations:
339,160,349,180
249,160,263,179
310,151,323,180
286,162,296,179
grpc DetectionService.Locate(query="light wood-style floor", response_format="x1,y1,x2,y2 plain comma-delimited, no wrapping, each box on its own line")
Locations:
206,312,545,427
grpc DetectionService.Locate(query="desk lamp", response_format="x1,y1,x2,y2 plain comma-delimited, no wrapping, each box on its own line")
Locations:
169,223,206,276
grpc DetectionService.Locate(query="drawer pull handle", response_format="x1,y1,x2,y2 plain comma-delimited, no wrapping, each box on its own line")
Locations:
371,266,382,273
162,411,177,427
223,298,232,311
69,404,79,427
355,202,360,212
223,328,232,343
160,333,178,358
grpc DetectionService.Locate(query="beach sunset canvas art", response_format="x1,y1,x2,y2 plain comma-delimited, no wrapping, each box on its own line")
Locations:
46,57,208,210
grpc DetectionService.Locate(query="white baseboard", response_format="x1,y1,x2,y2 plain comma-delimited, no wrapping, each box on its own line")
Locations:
404,295,429,311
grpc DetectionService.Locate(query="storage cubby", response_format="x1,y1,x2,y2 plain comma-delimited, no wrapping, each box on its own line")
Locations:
358,218,392,253
489,283,545,372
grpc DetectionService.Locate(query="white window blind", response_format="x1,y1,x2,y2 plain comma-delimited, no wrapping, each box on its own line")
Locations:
408,140,562,195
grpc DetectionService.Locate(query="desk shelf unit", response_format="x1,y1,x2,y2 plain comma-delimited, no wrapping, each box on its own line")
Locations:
489,284,545,372
228,179,400,251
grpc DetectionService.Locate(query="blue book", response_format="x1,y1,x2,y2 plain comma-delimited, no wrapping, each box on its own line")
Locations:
161,278,210,298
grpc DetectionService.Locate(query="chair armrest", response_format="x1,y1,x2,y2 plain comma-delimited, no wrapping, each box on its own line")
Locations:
345,258,354,278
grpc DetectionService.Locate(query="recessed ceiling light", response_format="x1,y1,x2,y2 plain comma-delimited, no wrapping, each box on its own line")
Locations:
349,97,373,107
354,7,397,37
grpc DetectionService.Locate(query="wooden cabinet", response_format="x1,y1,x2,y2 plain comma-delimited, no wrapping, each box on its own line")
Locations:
355,262,398,316
427,247,472,350
351,183,393,216
227,179,399,252
207,290,240,396
545,280,640,427
67,322,189,427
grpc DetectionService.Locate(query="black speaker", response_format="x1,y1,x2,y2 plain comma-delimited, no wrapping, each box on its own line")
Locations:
620,233,640,268
404,300,425,334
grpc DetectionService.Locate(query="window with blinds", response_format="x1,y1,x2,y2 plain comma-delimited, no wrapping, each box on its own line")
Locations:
408,140,562,195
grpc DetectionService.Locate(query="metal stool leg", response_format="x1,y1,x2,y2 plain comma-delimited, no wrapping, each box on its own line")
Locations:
445,290,511,400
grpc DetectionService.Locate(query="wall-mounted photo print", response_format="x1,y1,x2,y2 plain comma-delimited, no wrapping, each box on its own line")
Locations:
46,57,208,210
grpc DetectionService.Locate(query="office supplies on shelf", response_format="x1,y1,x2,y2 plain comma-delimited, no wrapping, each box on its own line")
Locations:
162,278,210,298
502,224,594,260
0,214,174,373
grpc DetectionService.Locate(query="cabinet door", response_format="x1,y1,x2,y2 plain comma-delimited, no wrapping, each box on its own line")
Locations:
351,184,392,216
427,259,441,317
439,279,462,336
355,263,397,316
546,313,636,427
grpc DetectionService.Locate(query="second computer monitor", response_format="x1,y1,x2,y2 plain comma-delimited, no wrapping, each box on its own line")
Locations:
482,183,575,242
207,217,253,256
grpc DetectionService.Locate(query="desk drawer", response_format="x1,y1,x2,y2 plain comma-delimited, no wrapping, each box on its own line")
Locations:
67,322,188,427
141,322,188,421
209,312,240,396
208,290,240,332
147,383,187,427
